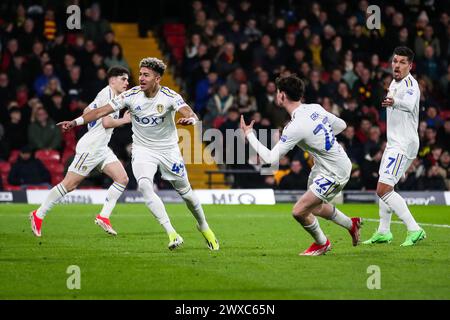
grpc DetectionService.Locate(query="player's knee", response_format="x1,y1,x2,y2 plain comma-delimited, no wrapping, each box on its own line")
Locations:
137,178,154,195
292,206,307,220
117,175,129,187
376,184,393,198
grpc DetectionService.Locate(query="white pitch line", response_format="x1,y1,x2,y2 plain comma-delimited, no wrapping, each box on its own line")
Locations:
364,218,450,229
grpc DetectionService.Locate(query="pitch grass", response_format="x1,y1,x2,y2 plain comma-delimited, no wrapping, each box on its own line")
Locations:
0,204,449,300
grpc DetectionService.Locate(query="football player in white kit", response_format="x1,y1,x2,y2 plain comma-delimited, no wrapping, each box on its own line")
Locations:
363,47,426,246
57,57,219,251
241,75,362,256
30,66,131,237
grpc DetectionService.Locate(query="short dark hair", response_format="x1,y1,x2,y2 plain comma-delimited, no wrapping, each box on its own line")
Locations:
275,75,305,101
393,46,415,62
106,66,130,80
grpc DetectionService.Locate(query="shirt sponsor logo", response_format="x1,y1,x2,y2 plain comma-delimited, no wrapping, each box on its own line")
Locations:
133,115,166,126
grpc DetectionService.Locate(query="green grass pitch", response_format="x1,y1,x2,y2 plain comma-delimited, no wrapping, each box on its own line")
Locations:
0,203,449,299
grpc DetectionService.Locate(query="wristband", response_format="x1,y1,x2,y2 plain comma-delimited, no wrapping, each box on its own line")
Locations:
74,116,85,126
187,117,198,125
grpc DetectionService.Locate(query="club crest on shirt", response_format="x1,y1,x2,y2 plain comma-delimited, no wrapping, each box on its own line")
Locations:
156,104,164,113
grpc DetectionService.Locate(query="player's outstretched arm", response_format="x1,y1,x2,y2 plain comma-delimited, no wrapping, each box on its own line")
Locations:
176,105,199,126
240,116,293,165
102,110,131,128
57,104,116,131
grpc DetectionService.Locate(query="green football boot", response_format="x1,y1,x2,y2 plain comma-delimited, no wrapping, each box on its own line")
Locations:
362,231,393,244
400,229,426,247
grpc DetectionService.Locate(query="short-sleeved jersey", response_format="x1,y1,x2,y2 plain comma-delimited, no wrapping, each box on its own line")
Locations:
110,85,188,150
386,73,420,158
279,104,351,181
76,86,119,152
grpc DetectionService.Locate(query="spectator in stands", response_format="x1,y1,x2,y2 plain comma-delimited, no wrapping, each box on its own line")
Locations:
437,119,450,151
273,156,291,185
420,165,447,191
8,145,50,188
425,106,444,129
64,65,84,102
43,8,57,42
4,107,28,152
361,145,383,190
414,25,441,59
417,46,442,81
104,44,129,69
0,72,15,124
355,117,372,144
235,82,256,119
195,71,221,115
346,164,364,190
339,125,363,163
1,38,19,72
44,92,71,124
27,107,61,151
83,3,112,43
322,35,344,72
364,125,382,156
204,84,234,129
8,54,30,89
279,160,309,190
33,62,58,97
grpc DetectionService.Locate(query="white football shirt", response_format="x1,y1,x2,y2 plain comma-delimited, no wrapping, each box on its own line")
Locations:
248,103,352,182
76,86,119,152
386,73,420,158
109,86,188,150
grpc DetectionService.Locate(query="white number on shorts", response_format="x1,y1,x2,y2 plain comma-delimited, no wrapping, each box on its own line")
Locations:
171,163,185,175
313,176,336,195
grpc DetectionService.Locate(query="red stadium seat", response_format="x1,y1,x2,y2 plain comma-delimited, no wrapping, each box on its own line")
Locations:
167,35,186,49
35,150,61,163
4,184,21,191
0,161,11,173
0,162,11,187
163,23,185,37
46,162,64,174
51,174,64,186
26,185,50,190
8,150,20,164
62,150,75,167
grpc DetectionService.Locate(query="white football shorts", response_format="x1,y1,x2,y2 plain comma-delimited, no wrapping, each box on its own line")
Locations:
307,165,349,203
378,148,414,187
68,147,119,177
131,145,188,182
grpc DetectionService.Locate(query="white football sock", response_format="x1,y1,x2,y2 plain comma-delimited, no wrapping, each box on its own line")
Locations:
381,191,420,231
302,217,327,245
377,199,392,234
180,189,209,231
138,178,176,234
99,182,126,219
329,206,352,230
36,183,68,219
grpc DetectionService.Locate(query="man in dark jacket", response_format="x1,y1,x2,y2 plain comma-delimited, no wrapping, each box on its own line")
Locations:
8,146,51,187
279,160,309,190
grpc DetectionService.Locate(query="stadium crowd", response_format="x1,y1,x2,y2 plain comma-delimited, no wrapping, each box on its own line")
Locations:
172,0,450,191
0,0,449,192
